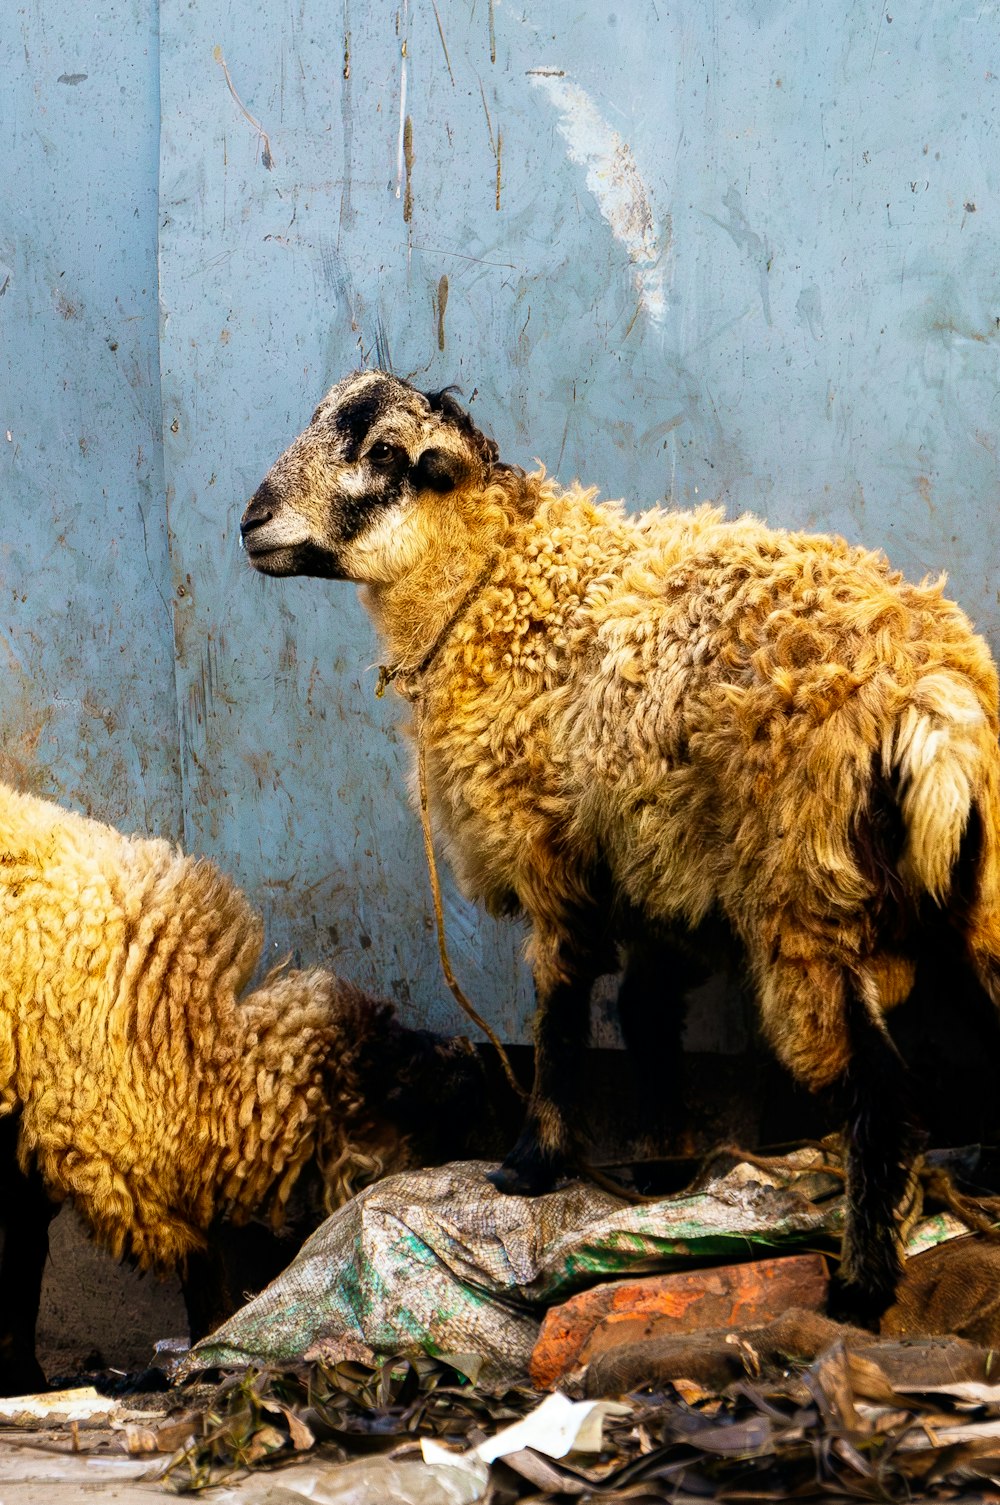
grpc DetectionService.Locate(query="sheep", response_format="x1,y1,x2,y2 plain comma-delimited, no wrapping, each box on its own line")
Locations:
0,777,486,1394
240,368,1000,1321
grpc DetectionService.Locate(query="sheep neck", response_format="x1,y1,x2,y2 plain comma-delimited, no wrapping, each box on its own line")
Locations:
373,553,500,701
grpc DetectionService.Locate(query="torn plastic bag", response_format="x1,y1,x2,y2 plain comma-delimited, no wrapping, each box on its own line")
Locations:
180,1153,972,1386
180,1154,841,1384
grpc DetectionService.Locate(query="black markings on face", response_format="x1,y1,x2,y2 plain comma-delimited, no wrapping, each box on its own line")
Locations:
333,388,388,460
337,449,411,548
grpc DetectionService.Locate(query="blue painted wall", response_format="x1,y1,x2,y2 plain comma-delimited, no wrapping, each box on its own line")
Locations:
3,0,999,1042
0,0,178,835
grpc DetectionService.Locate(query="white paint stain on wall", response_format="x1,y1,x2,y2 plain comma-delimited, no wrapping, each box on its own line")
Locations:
395,0,410,201
530,74,668,326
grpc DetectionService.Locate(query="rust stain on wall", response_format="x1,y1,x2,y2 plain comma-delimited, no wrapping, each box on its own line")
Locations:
402,115,414,221
436,273,449,350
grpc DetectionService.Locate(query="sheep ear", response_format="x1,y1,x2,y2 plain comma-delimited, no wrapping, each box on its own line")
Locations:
411,447,462,493
424,387,500,469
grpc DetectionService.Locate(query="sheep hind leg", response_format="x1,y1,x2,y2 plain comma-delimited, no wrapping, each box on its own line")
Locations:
488,962,594,1198
833,979,924,1327
0,1118,56,1396
617,938,699,1155
180,1233,235,1345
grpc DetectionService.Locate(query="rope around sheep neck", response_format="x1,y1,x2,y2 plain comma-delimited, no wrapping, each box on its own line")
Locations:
371,556,526,1100
412,697,526,1101
374,556,499,700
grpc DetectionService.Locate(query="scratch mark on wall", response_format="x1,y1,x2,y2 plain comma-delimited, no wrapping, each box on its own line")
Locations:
488,0,496,63
477,78,495,158
374,315,394,371
478,76,501,210
411,245,518,270
531,75,668,327
214,48,274,169
0,624,27,677
796,283,824,340
431,0,455,85
436,274,449,350
403,116,414,222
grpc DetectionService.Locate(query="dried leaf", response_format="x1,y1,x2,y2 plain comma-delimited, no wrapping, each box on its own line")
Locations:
669,1379,715,1406
242,1422,286,1464
117,1424,161,1455
809,1341,864,1435
844,1351,902,1407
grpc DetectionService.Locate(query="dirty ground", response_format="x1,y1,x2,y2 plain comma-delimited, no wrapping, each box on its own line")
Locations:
6,1145,1000,1501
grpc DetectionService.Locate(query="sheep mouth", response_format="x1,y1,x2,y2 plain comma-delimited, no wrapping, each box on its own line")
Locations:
243,541,302,576
244,540,347,581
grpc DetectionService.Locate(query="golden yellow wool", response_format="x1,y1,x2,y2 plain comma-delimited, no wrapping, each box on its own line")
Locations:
379,478,1000,1090
0,782,411,1271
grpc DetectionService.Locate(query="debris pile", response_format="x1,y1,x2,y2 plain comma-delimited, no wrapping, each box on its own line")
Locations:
153,1339,1000,1498
6,1145,1000,1500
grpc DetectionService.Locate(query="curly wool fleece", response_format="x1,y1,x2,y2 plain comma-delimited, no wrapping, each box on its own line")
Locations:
0,781,413,1270
401,485,1000,1086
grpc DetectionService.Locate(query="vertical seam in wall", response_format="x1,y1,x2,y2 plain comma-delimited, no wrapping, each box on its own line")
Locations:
154,0,191,853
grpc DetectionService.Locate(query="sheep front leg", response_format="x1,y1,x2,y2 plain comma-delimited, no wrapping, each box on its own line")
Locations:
617,937,702,1153
0,1119,56,1396
834,980,924,1326
487,931,598,1197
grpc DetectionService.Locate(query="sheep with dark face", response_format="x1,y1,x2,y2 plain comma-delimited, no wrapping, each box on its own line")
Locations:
0,777,486,1394
242,369,1000,1320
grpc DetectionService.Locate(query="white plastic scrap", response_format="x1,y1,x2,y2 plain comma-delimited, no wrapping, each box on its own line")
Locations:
0,1385,159,1430
422,1390,631,1470
209,1453,490,1504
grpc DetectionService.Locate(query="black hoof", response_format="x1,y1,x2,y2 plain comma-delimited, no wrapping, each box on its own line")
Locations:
828,1276,895,1332
487,1130,569,1195
0,1358,48,1398
486,1160,558,1196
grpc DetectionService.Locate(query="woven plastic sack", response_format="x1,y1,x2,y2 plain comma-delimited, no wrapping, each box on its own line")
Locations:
181,1155,842,1384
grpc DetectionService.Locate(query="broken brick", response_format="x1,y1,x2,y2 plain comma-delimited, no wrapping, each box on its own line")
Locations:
529,1251,829,1389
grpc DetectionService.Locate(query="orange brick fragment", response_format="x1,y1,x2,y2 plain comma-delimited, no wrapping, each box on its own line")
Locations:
529,1252,829,1389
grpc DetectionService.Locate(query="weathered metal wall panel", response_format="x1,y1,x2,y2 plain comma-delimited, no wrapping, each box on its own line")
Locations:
158,0,1000,1041
0,0,179,834
5,1,998,1046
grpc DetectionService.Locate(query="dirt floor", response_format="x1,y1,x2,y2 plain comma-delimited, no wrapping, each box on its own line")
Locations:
37,1211,187,1379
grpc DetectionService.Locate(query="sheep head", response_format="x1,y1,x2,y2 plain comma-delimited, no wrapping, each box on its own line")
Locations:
241,370,501,584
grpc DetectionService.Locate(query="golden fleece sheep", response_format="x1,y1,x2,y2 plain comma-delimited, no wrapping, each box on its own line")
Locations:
0,778,485,1392
241,369,1000,1320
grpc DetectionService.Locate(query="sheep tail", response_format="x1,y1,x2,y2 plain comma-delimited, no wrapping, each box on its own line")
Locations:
883,670,991,903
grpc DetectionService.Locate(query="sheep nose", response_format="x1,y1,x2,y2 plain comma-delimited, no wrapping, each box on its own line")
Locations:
241,482,276,537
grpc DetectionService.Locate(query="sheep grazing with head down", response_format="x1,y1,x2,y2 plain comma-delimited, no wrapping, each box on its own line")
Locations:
0,778,485,1394
241,368,1000,1320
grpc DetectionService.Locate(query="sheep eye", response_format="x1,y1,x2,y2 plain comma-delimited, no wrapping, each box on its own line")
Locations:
367,442,397,466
